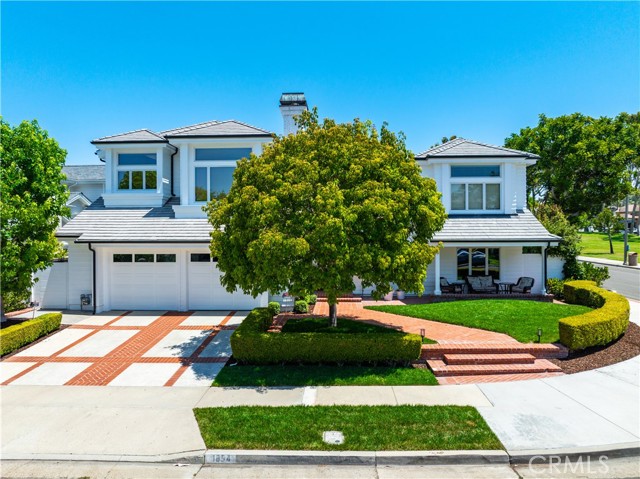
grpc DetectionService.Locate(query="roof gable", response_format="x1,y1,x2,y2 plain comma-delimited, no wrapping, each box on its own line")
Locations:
416,138,539,160
92,129,167,144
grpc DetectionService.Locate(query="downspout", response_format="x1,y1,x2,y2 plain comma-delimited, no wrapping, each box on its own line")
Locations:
87,242,97,315
543,241,550,295
169,145,178,197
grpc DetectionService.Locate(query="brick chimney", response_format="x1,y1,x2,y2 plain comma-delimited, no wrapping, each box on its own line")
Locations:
279,92,308,135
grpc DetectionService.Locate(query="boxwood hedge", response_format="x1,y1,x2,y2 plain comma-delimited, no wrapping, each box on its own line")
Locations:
559,281,629,350
1,313,62,356
230,308,422,364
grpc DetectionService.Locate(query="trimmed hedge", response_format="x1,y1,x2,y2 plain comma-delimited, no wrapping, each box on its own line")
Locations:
230,308,422,364
1,313,62,356
268,301,281,316
559,281,629,350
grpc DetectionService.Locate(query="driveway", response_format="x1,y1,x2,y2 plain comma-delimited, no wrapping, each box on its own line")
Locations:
1,310,246,387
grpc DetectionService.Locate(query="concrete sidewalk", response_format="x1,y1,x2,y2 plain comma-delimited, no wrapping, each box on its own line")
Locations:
2,355,639,462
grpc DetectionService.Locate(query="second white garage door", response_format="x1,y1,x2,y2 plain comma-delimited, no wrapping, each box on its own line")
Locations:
187,253,259,310
110,252,180,310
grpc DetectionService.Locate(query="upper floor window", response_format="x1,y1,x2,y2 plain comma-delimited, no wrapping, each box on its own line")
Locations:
450,165,501,211
193,148,250,202
117,153,157,191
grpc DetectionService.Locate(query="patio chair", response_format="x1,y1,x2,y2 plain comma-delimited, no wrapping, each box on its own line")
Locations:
440,277,463,294
511,277,534,294
466,275,499,294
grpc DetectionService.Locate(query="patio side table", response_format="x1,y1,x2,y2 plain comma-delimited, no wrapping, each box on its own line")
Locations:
498,282,515,294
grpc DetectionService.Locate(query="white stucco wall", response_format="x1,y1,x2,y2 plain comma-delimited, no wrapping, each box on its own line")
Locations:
67,242,93,310
34,262,69,309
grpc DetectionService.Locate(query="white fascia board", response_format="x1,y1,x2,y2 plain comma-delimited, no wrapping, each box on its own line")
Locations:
432,241,561,247
91,243,212,250
167,138,271,149
95,142,169,150
421,157,532,166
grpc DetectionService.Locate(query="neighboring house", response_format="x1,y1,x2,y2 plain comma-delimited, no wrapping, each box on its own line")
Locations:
42,93,560,313
61,165,105,223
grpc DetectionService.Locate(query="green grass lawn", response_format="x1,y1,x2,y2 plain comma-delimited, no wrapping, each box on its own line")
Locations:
213,363,438,387
580,232,640,262
367,300,592,343
193,405,502,451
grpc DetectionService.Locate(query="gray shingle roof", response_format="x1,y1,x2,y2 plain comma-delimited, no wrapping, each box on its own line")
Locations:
416,138,540,160
62,165,105,182
57,198,212,243
433,211,561,243
161,120,272,138
92,129,167,144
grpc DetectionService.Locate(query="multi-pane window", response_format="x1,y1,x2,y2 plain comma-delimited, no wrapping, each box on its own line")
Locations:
117,153,157,191
113,253,176,263
193,148,250,202
457,248,500,280
450,165,501,211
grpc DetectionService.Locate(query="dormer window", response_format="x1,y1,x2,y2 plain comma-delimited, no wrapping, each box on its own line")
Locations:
117,153,157,191
193,148,251,202
450,165,501,211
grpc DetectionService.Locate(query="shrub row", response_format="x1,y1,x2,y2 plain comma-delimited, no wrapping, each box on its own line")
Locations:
559,281,629,350
1,313,62,356
230,308,422,364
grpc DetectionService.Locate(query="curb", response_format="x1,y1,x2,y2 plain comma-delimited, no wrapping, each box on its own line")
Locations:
0,450,206,464
204,449,508,466
577,257,640,270
508,442,640,465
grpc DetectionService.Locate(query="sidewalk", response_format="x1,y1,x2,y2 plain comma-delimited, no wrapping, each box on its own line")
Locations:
578,255,640,269
2,355,638,462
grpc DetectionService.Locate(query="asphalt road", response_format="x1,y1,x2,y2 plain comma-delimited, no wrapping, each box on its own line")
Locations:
578,259,640,301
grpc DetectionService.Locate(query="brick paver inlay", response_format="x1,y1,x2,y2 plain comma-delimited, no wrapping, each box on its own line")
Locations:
1,310,240,387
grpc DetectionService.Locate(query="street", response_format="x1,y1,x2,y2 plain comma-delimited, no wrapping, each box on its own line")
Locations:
578,259,640,301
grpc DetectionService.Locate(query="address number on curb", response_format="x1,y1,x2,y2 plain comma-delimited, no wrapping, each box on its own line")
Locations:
209,454,237,464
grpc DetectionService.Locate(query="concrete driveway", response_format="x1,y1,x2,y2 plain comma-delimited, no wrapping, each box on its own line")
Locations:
1,310,246,387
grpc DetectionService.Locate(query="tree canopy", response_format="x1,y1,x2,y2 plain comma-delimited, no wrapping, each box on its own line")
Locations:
0,119,69,314
505,113,638,222
206,109,446,323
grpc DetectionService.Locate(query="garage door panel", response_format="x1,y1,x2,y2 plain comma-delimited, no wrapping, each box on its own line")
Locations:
188,259,260,310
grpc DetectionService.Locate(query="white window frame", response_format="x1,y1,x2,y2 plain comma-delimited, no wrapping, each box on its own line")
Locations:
456,247,501,280
449,165,502,212
116,153,158,192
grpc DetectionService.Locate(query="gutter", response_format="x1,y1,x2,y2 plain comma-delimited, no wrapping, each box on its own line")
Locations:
87,242,97,315
169,144,178,197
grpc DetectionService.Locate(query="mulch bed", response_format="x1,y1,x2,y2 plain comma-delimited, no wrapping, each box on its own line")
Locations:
549,322,640,374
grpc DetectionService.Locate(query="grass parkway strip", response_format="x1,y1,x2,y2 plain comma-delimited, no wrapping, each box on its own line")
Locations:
193,405,503,451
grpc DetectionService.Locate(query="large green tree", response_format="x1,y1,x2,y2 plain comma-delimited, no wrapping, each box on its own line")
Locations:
505,113,637,221
0,120,69,317
207,109,446,326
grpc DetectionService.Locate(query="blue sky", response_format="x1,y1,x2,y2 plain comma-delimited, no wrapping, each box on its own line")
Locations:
2,1,638,165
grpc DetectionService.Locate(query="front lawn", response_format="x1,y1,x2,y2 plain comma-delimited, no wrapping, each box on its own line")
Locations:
580,232,640,262
367,300,592,343
213,363,437,387
193,405,502,451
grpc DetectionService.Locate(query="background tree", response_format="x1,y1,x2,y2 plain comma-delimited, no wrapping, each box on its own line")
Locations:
533,203,582,278
430,135,458,148
207,109,446,326
505,113,636,220
593,208,623,254
0,120,69,318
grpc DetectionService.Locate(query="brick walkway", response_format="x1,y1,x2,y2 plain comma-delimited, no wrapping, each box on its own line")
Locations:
1,310,244,387
314,300,566,384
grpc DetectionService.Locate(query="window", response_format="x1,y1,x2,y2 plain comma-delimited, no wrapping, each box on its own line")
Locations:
195,148,252,161
135,254,154,263
193,148,250,202
113,254,132,262
450,165,501,211
523,247,542,254
457,248,500,280
117,153,157,191
156,254,176,262
194,166,235,201
190,253,211,262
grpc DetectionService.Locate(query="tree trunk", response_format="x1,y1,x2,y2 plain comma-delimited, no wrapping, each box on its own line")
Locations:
329,303,338,328
0,296,6,324
608,229,614,254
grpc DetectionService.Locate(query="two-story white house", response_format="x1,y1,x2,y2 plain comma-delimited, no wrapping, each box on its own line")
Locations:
50,93,560,313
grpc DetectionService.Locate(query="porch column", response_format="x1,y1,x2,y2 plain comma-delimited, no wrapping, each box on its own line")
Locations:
434,252,441,295
541,245,548,295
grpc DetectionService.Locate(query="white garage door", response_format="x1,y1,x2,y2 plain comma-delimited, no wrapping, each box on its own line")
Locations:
111,252,180,310
188,253,259,310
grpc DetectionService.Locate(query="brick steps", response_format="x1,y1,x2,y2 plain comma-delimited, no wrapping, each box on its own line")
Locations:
421,342,568,360
443,352,536,365
428,358,562,376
